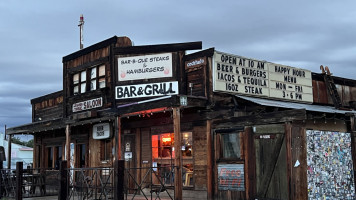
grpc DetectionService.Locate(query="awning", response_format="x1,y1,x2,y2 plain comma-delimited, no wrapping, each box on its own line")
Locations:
236,95,356,115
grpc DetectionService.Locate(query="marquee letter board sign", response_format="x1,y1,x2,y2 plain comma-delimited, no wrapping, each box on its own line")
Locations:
218,164,245,191
213,51,313,103
306,130,355,199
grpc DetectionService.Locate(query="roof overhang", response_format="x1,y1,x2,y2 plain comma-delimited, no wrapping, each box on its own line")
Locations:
236,95,356,115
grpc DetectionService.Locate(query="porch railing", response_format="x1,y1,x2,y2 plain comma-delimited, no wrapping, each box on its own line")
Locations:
67,167,114,200
0,161,176,200
124,165,176,200
0,162,60,199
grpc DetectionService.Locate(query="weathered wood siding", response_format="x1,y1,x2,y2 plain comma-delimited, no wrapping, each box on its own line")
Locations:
312,75,356,108
192,125,207,190
32,91,63,122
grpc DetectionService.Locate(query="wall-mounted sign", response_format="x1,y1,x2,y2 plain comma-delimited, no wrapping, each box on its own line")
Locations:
116,81,179,99
218,164,245,191
180,96,187,106
185,57,206,69
93,123,111,139
125,152,132,161
213,51,313,103
72,97,103,113
118,53,173,81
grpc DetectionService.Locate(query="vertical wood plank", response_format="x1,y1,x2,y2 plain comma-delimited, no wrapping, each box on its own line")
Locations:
285,122,292,200
173,107,182,200
244,126,256,199
207,120,213,200
135,128,141,187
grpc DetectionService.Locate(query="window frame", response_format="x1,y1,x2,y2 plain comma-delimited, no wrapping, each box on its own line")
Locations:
215,128,244,162
72,64,106,95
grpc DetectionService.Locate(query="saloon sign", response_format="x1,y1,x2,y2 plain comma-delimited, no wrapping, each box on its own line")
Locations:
116,81,179,99
213,51,313,103
72,97,103,112
118,53,173,81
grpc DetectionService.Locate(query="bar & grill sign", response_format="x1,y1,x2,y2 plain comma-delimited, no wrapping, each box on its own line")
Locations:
116,81,178,99
93,123,111,139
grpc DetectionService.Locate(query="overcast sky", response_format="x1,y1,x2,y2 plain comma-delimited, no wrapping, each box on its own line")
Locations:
1,1,356,132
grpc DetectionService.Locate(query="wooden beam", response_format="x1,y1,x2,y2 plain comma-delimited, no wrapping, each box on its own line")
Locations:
173,107,182,200
213,109,307,128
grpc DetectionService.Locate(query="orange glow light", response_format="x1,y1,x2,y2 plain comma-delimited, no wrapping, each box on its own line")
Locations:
162,137,172,143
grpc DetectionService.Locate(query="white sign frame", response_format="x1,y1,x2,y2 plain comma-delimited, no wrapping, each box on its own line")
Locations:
118,53,173,81
213,51,313,103
93,123,111,139
72,97,103,113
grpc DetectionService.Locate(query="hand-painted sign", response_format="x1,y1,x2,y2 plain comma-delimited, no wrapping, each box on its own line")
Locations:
115,81,178,99
218,164,245,191
118,53,172,81
213,51,313,103
72,97,103,112
93,123,111,139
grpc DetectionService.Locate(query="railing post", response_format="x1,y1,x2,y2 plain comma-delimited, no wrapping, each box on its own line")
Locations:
16,162,23,200
58,160,68,200
114,160,125,200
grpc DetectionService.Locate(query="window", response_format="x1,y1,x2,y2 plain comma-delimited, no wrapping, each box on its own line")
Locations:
47,147,53,168
151,132,194,186
78,144,86,168
72,64,106,95
219,133,242,159
101,139,112,161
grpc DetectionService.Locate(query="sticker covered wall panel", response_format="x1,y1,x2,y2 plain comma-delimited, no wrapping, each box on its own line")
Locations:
306,130,355,199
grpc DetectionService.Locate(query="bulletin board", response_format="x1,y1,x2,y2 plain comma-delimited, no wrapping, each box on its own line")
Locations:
306,130,355,199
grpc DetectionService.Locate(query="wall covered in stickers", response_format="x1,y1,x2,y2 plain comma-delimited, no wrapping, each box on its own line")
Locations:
306,130,355,200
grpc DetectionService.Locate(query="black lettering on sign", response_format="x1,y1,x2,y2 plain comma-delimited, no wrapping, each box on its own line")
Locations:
245,86,263,94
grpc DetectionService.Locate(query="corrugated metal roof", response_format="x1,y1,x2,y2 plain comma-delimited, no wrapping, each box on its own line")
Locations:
237,95,356,114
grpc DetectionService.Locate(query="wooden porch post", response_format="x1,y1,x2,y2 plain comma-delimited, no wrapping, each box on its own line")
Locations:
65,124,71,168
6,125,12,169
116,116,122,160
173,107,182,200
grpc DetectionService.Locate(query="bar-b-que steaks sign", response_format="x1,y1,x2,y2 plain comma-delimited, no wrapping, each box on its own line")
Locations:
118,53,172,81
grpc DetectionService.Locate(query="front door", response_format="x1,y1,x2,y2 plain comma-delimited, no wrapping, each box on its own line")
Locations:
254,124,288,200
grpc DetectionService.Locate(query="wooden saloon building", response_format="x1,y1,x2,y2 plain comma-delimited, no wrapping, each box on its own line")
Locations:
7,36,356,200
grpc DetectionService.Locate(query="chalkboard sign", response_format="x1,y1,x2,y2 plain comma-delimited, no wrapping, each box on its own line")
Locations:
0,146,6,161
218,164,245,191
